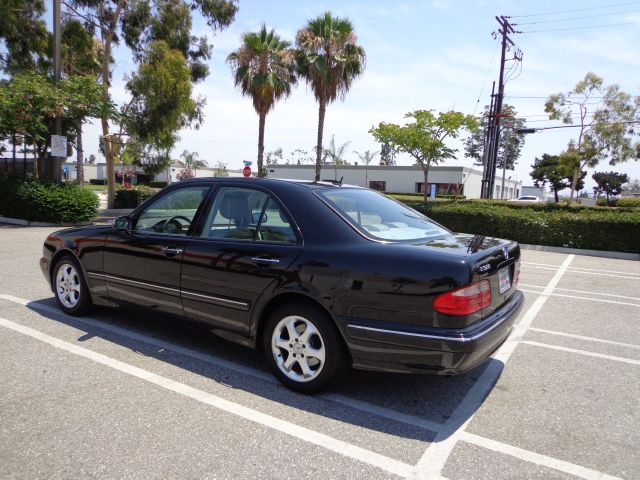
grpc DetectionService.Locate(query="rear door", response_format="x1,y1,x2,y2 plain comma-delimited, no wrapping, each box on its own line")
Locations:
103,184,212,317
180,185,301,333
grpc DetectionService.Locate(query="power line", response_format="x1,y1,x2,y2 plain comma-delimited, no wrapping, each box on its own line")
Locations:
509,1,640,18
514,8,640,25
530,120,640,131
521,20,640,33
473,42,500,115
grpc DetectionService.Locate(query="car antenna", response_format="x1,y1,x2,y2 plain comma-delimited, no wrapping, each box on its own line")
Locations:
338,176,343,186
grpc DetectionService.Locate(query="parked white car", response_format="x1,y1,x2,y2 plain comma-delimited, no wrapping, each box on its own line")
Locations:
510,196,542,202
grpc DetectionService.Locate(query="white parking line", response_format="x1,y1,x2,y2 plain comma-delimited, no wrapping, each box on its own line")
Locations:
411,255,575,479
460,433,622,480
518,289,640,308
528,328,640,350
523,265,640,280
521,341,640,366
520,284,640,302
0,293,446,435
523,262,640,277
0,315,414,478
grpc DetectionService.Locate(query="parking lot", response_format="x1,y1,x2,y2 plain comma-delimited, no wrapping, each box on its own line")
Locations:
0,225,638,479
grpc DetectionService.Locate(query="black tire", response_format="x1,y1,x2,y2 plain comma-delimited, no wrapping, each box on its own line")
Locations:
52,255,92,316
262,302,346,394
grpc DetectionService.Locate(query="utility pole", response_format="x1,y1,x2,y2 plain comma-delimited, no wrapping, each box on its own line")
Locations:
52,0,63,181
481,16,521,198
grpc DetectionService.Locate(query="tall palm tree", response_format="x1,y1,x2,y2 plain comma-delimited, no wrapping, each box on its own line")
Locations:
227,25,297,177
296,12,366,181
354,149,379,188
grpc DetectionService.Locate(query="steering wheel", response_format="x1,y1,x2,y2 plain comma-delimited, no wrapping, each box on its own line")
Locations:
163,215,192,234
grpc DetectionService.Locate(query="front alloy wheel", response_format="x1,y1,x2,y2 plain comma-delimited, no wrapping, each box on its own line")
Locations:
53,256,91,315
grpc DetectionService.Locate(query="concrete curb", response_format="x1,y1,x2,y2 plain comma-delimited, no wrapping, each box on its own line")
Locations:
520,243,639,261
0,216,91,228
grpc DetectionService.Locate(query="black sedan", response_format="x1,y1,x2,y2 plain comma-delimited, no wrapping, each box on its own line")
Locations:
41,178,524,393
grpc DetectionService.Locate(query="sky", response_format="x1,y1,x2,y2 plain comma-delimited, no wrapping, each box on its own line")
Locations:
82,0,640,190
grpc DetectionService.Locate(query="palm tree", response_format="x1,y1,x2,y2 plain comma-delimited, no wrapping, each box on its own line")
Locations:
178,149,208,177
296,11,366,181
354,149,379,188
227,25,297,177
323,135,351,180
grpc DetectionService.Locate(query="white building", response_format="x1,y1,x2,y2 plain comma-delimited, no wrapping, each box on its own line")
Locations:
266,164,522,200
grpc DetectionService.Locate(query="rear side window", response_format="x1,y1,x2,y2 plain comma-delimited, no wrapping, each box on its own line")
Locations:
203,187,296,244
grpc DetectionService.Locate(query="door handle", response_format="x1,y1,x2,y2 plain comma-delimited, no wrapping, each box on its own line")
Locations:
251,257,280,264
163,246,183,256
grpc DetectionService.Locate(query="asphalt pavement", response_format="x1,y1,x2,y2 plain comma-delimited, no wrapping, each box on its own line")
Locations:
0,224,638,479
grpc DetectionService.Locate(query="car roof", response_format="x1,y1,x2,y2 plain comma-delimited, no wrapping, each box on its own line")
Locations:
171,177,359,191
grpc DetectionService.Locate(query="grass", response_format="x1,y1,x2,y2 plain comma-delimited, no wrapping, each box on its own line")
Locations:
82,184,107,192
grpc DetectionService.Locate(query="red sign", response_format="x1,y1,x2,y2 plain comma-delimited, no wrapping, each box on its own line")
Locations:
242,165,251,177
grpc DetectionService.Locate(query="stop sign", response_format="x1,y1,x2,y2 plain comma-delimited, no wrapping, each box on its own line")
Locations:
242,165,251,177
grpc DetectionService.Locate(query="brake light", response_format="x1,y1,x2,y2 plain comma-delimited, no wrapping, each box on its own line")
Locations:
433,280,491,316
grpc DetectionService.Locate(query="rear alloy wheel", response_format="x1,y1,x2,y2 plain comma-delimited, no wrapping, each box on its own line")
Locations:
264,304,345,393
53,256,91,315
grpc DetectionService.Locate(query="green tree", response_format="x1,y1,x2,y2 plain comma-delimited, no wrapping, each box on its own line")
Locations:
545,72,639,203
592,171,629,206
0,0,49,75
62,18,104,186
227,25,297,177
465,104,527,171
0,73,110,178
296,12,366,180
63,0,238,207
369,110,477,203
354,149,379,188
379,142,396,166
530,153,585,203
265,148,284,166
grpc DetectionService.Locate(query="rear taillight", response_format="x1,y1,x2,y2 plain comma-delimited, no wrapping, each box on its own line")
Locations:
433,280,491,316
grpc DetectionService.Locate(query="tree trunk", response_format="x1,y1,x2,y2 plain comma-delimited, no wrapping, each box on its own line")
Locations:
257,110,266,178
569,167,579,204
423,167,429,204
554,188,559,203
32,142,39,179
76,120,84,186
315,100,326,181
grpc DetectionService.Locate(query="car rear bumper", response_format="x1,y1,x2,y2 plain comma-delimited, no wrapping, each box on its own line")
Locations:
342,290,524,374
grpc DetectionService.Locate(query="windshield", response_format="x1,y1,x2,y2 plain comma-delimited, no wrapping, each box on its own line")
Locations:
318,188,449,241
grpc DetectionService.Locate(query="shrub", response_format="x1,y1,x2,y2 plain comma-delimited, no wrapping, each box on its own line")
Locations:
114,185,154,208
0,175,99,223
615,197,640,208
408,200,640,254
140,181,168,188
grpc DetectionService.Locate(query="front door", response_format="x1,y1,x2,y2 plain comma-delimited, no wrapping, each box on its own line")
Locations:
103,184,212,317
180,186,301,333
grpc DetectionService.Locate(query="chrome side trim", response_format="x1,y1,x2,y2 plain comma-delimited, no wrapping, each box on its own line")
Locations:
95,273,181,296
181,290,249,310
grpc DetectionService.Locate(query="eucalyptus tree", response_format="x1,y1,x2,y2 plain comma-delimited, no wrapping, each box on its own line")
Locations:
296,11,366,180
61,0,238,207
545,72,639,203
0,0,49,75
227,25,297,177
354,149,379,187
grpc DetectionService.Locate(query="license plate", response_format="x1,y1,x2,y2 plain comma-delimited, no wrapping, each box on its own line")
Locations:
498,267,511,294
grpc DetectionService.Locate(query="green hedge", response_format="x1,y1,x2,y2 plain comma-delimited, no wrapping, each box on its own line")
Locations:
410,200,640,254
0,175,99,223
114,185,154,209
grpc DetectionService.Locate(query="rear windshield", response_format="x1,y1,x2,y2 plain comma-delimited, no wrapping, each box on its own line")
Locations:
317,188,449,242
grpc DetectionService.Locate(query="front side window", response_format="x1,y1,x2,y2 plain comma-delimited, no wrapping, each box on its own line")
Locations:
203,187,296,244
134,186,210,235
318,188,448,242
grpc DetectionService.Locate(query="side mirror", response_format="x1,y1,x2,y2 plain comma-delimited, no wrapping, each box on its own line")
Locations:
114,216,132,233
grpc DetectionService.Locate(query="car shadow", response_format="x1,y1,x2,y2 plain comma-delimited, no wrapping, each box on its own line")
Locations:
25,297,505,444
